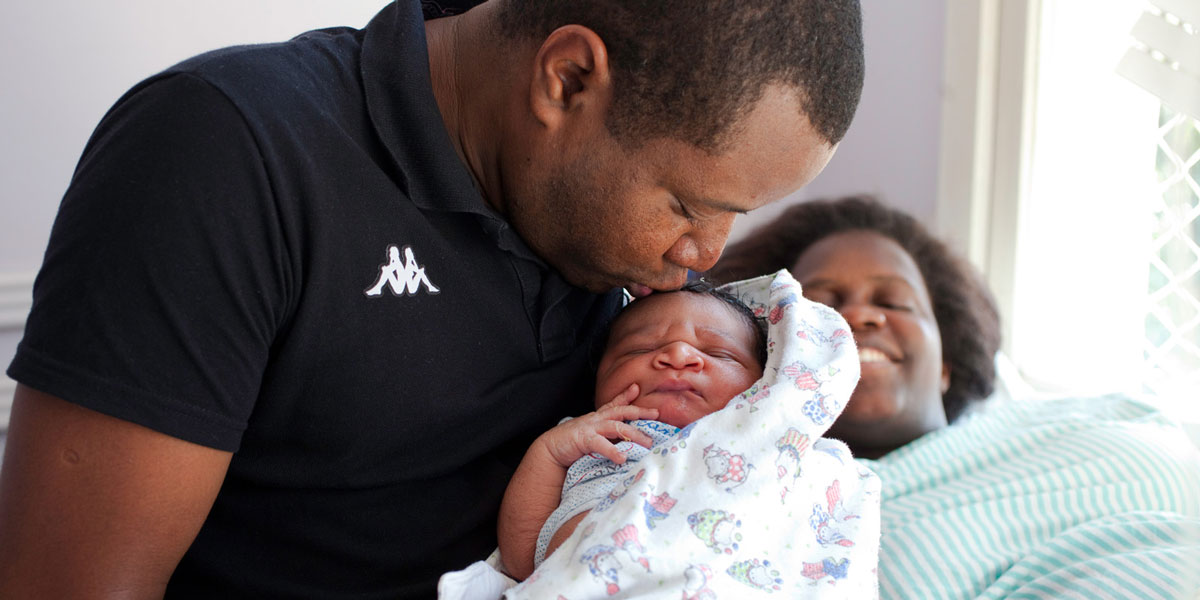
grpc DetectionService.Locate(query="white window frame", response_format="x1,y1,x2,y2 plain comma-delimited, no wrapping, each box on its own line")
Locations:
943,0,1200,450
936,0,1041,359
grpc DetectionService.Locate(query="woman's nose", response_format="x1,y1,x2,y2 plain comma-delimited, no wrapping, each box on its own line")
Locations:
653,342,705,371
839,301,887,330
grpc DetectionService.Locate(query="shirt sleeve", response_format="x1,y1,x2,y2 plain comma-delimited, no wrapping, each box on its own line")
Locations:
7,72,290,451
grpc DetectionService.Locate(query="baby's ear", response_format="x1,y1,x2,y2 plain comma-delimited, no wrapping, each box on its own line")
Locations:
941,362,951,394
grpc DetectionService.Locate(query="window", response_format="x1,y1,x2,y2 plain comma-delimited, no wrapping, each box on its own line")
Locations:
939,0,1200,424
1146,106,1200,403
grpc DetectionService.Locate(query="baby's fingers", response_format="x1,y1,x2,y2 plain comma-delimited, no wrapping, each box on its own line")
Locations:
599,402,658,424
605,420,656,450
586,436,629,465
599,383,639,409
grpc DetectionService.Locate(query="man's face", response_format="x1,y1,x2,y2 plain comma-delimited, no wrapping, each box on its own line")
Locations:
594,292,763,429
503,85,834,296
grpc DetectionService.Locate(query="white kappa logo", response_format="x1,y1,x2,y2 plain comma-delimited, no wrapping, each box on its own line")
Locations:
364,245,440,297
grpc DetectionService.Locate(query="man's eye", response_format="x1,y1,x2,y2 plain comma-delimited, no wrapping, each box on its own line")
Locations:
673,197,697,222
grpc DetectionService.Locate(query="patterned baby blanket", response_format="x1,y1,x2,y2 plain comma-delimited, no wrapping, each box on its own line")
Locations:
501,270,881,598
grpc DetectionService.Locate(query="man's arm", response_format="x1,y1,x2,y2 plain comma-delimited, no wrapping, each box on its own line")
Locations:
0,385,232,599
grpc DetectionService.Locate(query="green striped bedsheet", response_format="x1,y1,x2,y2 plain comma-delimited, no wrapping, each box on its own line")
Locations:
859,394,1200,599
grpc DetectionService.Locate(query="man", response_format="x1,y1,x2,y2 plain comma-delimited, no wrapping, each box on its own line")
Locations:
0,0,863,597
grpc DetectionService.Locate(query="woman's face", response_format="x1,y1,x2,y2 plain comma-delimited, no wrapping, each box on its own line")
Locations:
791,230,949,457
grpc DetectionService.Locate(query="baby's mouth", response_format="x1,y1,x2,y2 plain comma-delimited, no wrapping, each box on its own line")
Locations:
652,380,700,398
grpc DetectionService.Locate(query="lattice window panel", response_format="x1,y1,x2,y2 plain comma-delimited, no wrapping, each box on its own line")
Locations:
1145,106,1200,399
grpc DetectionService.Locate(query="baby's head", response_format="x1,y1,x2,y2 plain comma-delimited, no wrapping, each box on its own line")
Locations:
595,281,767,428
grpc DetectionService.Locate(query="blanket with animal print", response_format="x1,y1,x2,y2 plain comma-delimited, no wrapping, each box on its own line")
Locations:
441,270,881,599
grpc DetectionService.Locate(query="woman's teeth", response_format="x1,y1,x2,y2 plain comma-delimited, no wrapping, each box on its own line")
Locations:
859,348,889,363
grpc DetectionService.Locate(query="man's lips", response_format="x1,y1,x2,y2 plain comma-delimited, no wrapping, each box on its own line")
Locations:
625,272,691,298
625,283,654,298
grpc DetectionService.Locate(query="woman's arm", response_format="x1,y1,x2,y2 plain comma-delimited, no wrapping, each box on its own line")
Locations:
497,384,654,580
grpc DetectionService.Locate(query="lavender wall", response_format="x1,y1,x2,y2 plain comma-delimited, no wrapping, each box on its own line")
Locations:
729,0,948,242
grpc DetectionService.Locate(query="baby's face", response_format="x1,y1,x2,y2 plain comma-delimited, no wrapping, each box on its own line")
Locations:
595,292,763,428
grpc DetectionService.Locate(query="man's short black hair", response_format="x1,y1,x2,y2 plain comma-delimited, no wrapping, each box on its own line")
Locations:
709,196,1001,422
496,0,864,151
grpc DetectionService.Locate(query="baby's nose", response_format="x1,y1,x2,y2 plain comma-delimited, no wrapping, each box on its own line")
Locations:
654,342,704,371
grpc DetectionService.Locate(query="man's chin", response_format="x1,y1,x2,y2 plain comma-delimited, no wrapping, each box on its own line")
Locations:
551,267,616,294
554,266,682,296
558,271,642,296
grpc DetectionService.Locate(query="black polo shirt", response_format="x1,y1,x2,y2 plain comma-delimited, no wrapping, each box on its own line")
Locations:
7,1,621,597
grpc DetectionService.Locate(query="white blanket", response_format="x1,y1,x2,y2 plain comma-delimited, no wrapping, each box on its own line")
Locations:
440,270,881,599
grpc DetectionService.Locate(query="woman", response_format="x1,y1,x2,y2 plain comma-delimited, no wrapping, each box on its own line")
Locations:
710,196,1200,599
711,195,1000,458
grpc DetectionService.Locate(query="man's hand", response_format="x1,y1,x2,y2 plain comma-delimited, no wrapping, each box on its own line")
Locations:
535,383,657,467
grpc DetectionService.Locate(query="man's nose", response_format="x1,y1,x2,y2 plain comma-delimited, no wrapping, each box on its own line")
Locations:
654,342,705,371
839,300,887,331
664,216,735,273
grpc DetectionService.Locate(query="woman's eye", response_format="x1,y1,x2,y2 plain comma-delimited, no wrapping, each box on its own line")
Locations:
877,298,912,311
804,290,837,306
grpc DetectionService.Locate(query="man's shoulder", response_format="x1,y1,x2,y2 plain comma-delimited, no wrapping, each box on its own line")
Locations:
158,27,366,118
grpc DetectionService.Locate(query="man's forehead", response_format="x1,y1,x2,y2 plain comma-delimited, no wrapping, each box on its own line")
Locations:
648,90,834,214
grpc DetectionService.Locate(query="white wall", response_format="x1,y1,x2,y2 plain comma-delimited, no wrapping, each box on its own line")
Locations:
0,1,391,273
0,0,949,411
0,1,391,423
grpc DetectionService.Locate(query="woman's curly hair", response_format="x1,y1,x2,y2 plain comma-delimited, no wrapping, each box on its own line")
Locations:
708,196,1001,421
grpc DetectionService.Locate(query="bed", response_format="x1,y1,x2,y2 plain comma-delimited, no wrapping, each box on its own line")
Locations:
862,362,1200,599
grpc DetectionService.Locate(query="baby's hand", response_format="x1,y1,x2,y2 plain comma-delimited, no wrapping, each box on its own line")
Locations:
537,384,658,468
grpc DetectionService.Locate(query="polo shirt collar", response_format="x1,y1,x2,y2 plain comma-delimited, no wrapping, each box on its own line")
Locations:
360,1,490,218
360,2,561,270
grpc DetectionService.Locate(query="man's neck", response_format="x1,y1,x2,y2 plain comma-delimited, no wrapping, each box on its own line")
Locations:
425,4,509,214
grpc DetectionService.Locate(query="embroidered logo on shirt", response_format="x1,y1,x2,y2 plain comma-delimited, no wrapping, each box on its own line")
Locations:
364,245,440,297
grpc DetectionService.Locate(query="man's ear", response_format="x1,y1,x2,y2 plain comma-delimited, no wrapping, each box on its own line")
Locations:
940,362,951,394
528,25,611,130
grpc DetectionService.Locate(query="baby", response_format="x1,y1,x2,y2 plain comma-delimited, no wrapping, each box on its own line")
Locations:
497,282,767,580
